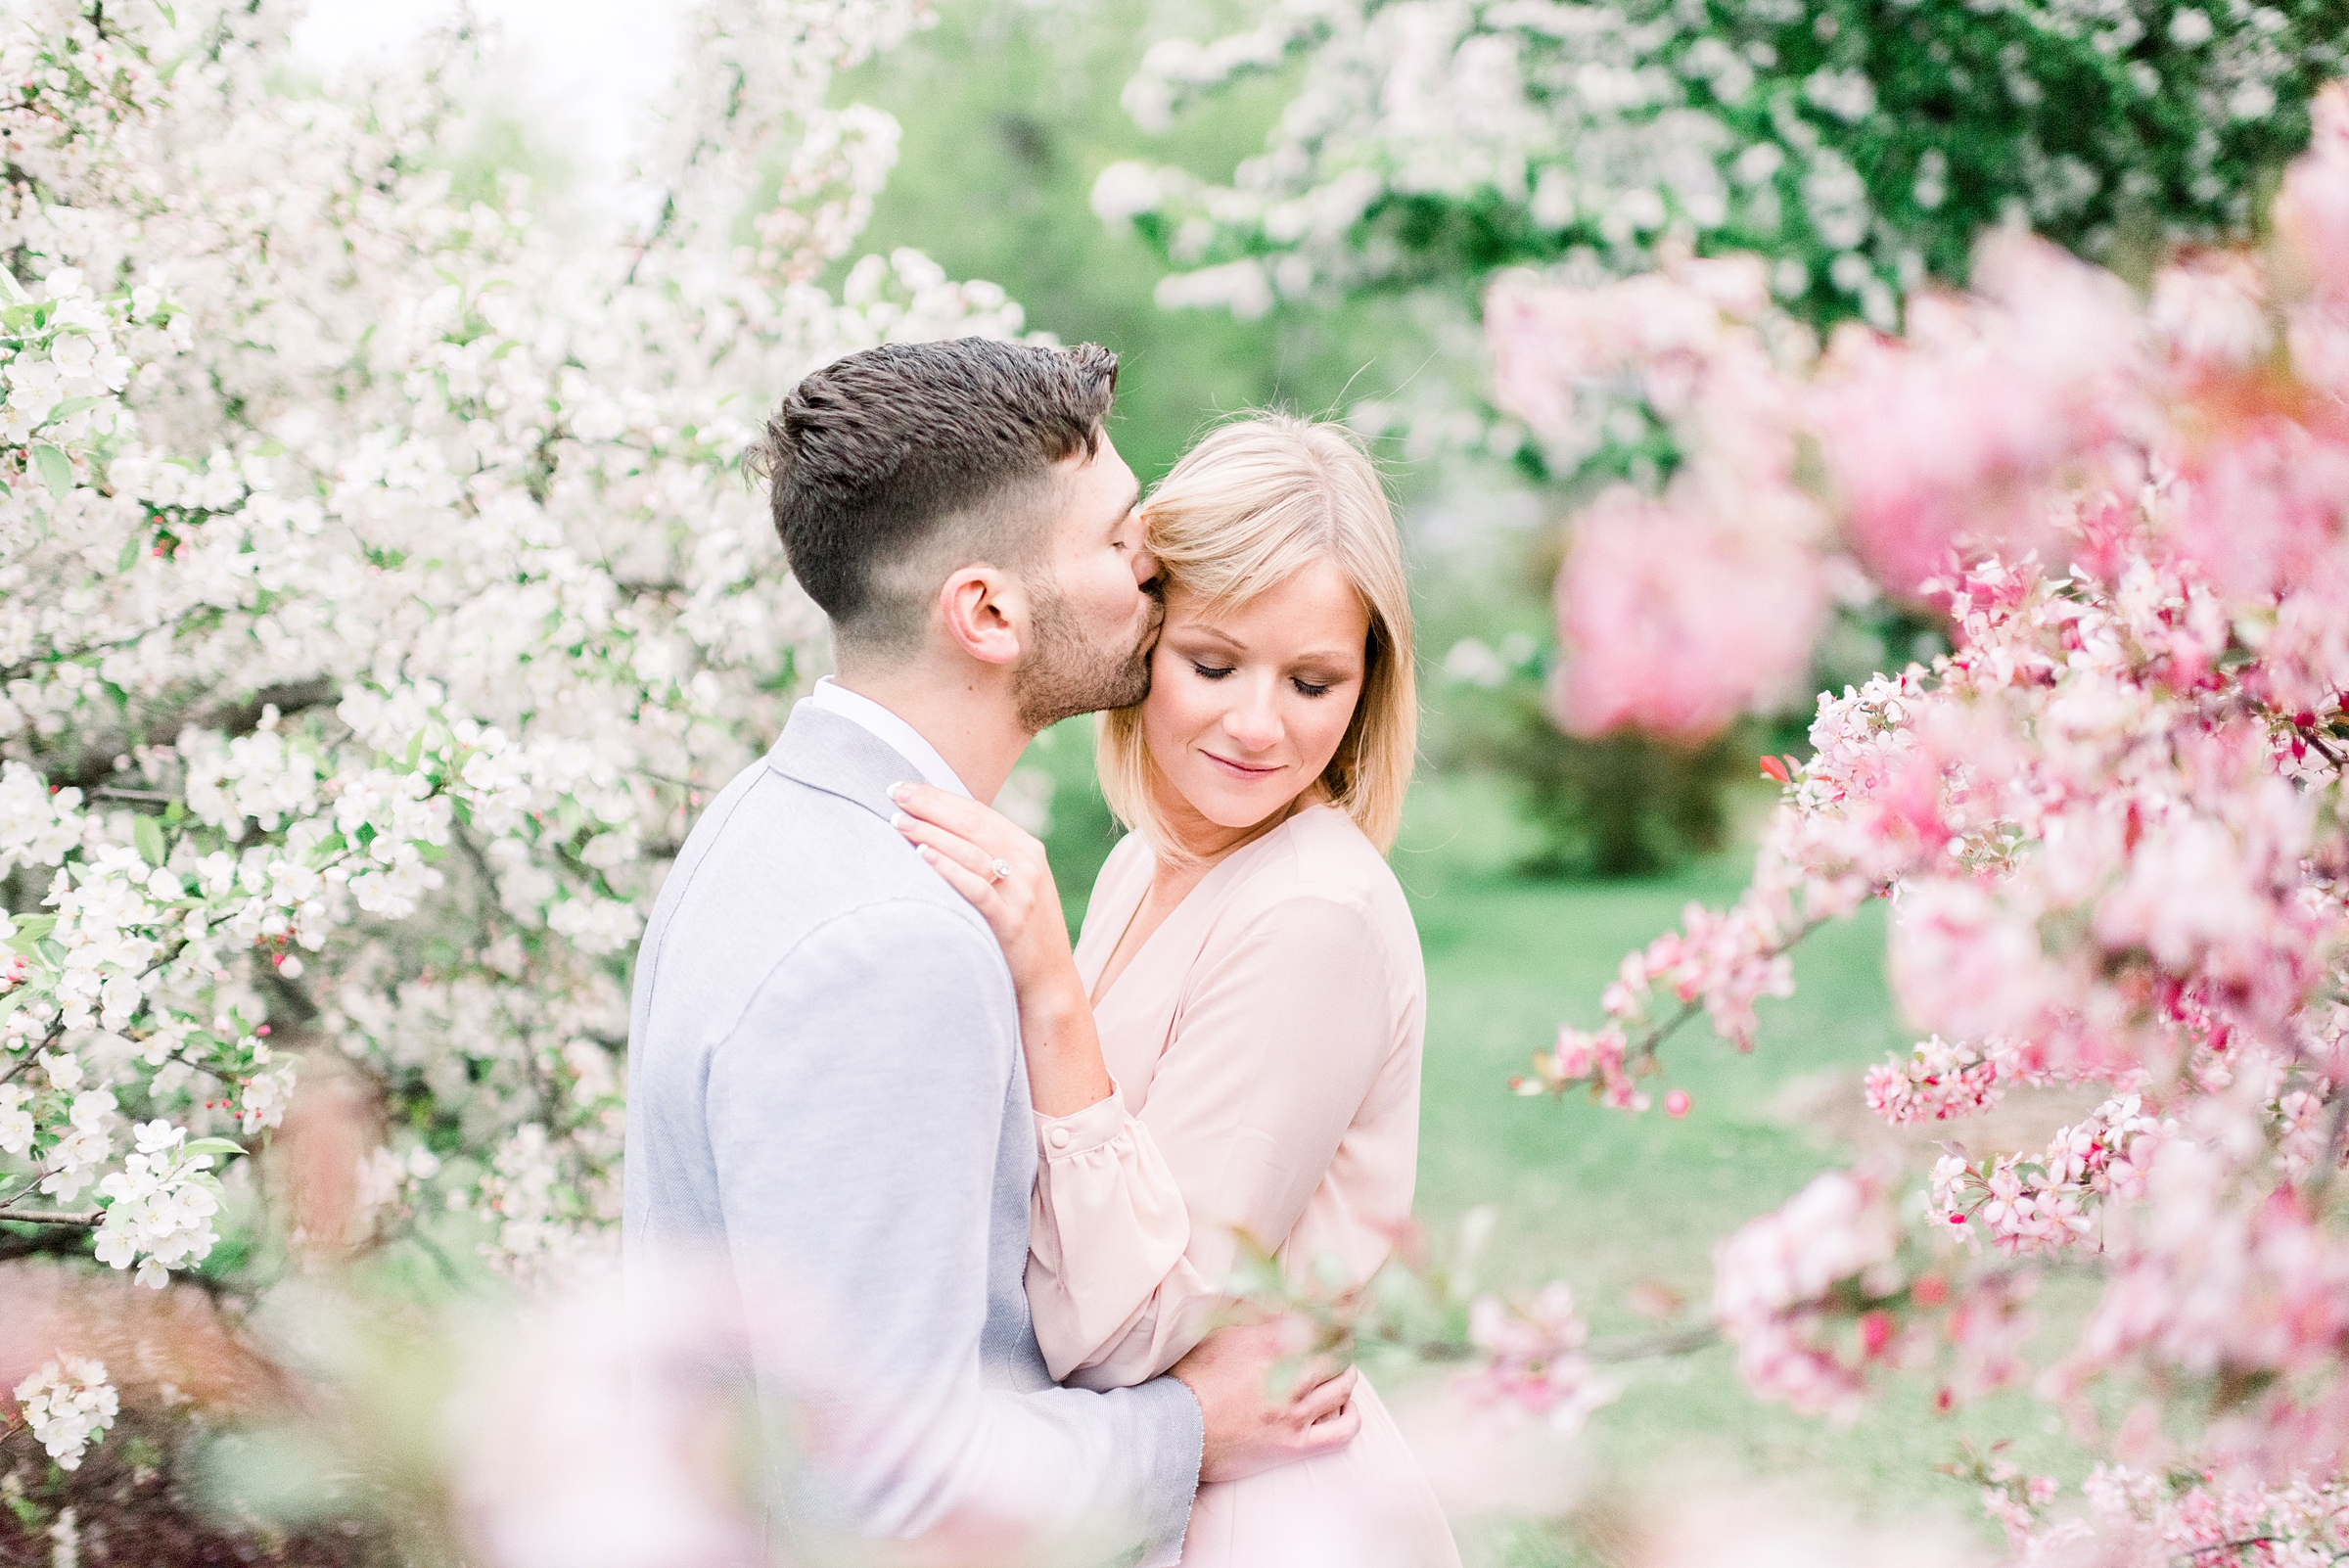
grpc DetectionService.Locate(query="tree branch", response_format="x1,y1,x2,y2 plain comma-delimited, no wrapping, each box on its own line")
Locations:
0,1206,99,1225
1363,1317,1719,1365
1588,1323,1721,1362
1613,910,1840,1077
0,622,175,684
0,1227,94,1263
39,675,345,795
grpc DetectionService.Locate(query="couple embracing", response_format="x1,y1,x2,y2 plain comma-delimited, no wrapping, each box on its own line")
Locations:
622,338,1459,1567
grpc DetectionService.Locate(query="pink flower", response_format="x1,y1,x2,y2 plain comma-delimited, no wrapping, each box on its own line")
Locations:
1456,1283,1615,1435
1548,485,1830,743
1864,1035,2047,1125
1808,234,2150,596
1487,256,1783,456
2166,419,2349,601
2276,84,2349,300
1712,1168,1905,1410
1886,878,2063,1047
2150,252,2273,368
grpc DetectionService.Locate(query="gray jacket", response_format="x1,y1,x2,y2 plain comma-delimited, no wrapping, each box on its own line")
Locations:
622,703,1203,1563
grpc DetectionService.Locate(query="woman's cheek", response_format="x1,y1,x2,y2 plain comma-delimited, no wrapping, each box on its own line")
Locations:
1166,666,1221,731
1140,660,1196,761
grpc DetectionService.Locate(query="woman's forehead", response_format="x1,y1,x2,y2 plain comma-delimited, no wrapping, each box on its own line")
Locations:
1161,563,1370,648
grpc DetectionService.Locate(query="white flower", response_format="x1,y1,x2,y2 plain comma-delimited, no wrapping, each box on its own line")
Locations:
0,1084,32,1155
238,1064,298,1134
1090,161,1164,224
68,1088,116,1133
13,1357,118,1470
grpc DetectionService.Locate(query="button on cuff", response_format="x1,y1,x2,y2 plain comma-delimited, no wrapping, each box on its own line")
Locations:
1035,1081,1129,1160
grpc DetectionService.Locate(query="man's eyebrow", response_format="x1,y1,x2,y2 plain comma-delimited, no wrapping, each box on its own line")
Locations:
1105,483,1141,529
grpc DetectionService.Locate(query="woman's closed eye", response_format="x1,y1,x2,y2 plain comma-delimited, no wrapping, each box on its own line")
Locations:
1190,659,1339,696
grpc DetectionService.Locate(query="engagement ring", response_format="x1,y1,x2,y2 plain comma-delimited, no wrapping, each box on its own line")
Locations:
989,858,1013,883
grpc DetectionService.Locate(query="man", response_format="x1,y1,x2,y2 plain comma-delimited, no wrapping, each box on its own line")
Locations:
622,339,1358,1565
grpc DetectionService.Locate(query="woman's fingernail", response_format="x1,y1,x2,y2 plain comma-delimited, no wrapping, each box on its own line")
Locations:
887,782,912,802
890,811,912,832
917,846,938,862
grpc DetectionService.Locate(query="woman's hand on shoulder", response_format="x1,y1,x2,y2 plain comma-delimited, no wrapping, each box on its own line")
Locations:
889,782,1076,1000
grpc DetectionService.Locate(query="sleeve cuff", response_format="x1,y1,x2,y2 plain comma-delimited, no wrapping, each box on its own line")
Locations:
1035,1080,1130,1161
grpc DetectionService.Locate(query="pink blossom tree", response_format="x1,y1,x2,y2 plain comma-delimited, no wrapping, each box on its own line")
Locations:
1488,82,2349,1561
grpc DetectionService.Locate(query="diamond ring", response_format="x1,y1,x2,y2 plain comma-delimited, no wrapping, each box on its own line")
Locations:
989,857,1014,884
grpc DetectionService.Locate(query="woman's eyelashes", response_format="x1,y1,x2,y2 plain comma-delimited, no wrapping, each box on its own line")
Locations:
1184,658,1339,698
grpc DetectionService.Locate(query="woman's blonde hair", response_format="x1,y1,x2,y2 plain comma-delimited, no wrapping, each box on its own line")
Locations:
1098,413,1418,855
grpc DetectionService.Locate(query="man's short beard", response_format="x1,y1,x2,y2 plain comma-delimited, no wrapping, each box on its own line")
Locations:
1013,577,1157,732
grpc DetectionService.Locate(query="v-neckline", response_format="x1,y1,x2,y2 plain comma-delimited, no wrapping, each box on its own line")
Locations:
1082,807,1322,1011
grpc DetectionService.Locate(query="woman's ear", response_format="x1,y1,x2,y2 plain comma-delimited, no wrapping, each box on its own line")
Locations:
936,564,1026,668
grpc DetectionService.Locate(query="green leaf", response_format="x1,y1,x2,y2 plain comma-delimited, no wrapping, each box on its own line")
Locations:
133,813,167,868
9,914,56,945
180,1137,246,1160
117,530,143,573
41,396,101,425
30,443,71,499
156,0,176,26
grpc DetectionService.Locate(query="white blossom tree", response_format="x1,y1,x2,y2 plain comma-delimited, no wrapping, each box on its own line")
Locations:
1099,0,2347,338
0,0,1028,1328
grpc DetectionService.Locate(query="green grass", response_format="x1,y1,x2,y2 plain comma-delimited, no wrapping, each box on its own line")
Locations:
1396,771,1903,1304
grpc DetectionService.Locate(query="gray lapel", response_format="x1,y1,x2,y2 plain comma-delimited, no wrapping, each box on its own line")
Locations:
765,703,928,823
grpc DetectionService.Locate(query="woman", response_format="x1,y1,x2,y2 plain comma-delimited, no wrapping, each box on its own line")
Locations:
891,415,1458,1565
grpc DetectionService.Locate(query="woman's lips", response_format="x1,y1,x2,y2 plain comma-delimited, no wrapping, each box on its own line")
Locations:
1201,750,1281,781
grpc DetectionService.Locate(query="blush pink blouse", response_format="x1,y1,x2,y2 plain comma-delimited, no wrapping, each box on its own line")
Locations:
1028,806,1459,1566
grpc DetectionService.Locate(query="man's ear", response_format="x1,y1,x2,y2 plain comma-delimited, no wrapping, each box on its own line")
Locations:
936,564,1026,669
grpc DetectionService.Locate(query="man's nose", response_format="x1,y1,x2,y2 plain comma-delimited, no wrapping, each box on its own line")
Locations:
1131,540,1162,593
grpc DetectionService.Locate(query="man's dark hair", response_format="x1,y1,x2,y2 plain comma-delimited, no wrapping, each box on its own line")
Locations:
750,339,1119,655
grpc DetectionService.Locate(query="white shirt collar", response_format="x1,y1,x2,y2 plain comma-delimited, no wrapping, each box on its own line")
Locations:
801,677,972,799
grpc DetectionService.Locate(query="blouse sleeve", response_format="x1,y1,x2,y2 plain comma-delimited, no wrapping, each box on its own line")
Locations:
1027,890,1398,1390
